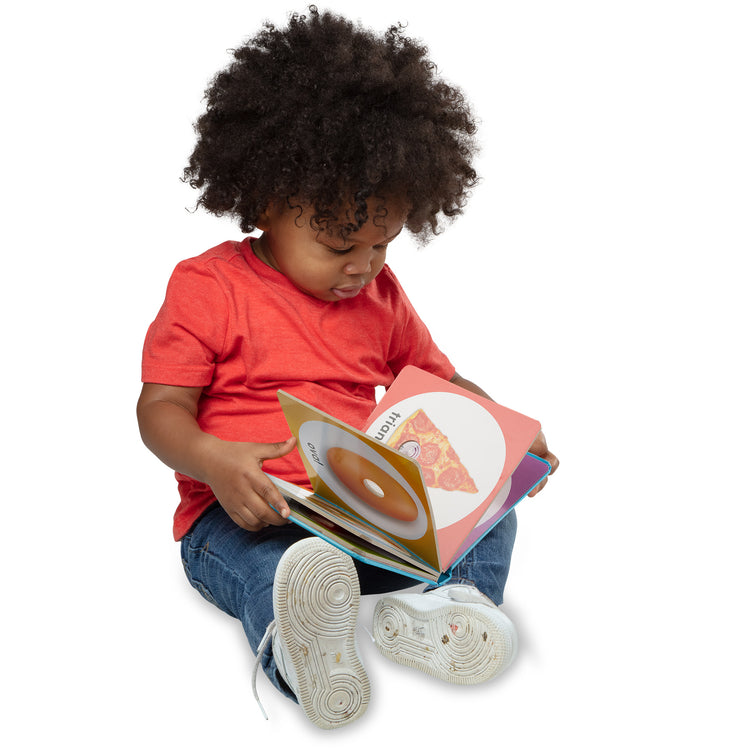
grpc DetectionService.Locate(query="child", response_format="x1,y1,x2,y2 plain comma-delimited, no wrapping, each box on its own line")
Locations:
138,7,557,730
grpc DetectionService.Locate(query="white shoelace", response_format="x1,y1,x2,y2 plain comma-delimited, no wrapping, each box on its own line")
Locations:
252,620,277,721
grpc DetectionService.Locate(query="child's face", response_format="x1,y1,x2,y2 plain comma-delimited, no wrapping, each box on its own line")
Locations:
253,199,407,302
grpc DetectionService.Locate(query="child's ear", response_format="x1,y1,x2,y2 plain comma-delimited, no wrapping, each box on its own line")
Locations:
255,208,271,231
256,201,285,231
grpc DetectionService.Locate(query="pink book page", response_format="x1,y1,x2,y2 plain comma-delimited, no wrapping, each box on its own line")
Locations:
450,452,550,563
365,367,542,570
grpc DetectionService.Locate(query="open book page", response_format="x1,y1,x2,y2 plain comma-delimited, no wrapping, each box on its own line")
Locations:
267,474,441,582
277,391,443,572
268,474,438,577
365,367,543,570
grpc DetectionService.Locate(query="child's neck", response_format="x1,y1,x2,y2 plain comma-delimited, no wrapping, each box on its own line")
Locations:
251,234,279,272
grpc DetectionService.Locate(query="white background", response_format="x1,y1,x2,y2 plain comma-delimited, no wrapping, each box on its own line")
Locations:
3,1,748,746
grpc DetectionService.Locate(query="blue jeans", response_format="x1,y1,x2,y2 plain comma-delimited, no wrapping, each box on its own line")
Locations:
180,504,517,701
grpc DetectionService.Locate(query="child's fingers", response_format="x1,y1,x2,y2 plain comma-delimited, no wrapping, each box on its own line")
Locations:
258,435,297,460
225,483,289,530
255,479,291,522
252,437,297,521
527,477,548,497
529,431,560,475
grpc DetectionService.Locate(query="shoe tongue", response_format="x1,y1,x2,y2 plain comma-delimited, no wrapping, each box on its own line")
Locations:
444,585,476,601
444,585,489,605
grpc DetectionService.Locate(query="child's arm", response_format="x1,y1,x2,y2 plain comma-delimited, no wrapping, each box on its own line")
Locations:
450,373,559,496
137,383,294,531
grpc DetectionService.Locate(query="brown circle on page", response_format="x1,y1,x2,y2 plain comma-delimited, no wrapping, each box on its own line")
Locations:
326,447,419,522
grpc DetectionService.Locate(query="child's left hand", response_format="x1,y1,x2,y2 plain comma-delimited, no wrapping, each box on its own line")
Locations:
527,430,559,496
450,373,559,496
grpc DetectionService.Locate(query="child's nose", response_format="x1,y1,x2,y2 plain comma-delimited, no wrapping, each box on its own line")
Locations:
344,248,374,275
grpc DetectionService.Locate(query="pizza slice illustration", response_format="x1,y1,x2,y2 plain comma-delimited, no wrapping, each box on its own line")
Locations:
386,409,478,493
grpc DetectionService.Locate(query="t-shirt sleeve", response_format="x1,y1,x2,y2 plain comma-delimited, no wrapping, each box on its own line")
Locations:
384,268,455,381
141,258,229,386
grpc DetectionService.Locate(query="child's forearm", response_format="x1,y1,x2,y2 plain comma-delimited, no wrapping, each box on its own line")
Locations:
137,394,218,483
137,382,294,529
450,372,493,401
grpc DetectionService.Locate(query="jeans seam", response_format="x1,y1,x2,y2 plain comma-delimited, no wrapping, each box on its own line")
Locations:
182,536,245,613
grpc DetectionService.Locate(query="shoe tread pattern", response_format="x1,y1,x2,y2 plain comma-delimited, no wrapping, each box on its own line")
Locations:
274,539,369,729
373,597,515,685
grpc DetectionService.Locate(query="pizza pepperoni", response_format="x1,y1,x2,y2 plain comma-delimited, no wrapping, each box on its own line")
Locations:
387,409,478,493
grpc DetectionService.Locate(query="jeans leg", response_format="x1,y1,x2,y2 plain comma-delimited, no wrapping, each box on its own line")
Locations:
425,509,518,606
180,504,311,701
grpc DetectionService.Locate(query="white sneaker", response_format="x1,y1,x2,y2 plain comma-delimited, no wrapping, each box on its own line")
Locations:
253,538,369,729
372,584,518,685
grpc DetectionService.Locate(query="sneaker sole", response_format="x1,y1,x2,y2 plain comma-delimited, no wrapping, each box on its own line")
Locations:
273,538,369,729
372,595,517,685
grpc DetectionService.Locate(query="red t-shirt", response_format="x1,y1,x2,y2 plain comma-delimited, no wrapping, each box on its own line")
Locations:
142,238,454,540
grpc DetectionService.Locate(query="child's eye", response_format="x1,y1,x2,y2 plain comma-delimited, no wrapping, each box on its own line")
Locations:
324,243,389,255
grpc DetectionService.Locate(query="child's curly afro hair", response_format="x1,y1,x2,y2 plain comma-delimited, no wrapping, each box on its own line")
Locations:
184,6,478,239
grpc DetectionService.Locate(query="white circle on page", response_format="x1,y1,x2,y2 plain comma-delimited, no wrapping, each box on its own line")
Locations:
383,392,506,529
298,420,428,540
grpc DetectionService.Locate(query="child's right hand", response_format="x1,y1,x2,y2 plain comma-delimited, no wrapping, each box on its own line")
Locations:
200,436,297,531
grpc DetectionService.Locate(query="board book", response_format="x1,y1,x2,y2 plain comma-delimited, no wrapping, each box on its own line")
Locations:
268,366,551,584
